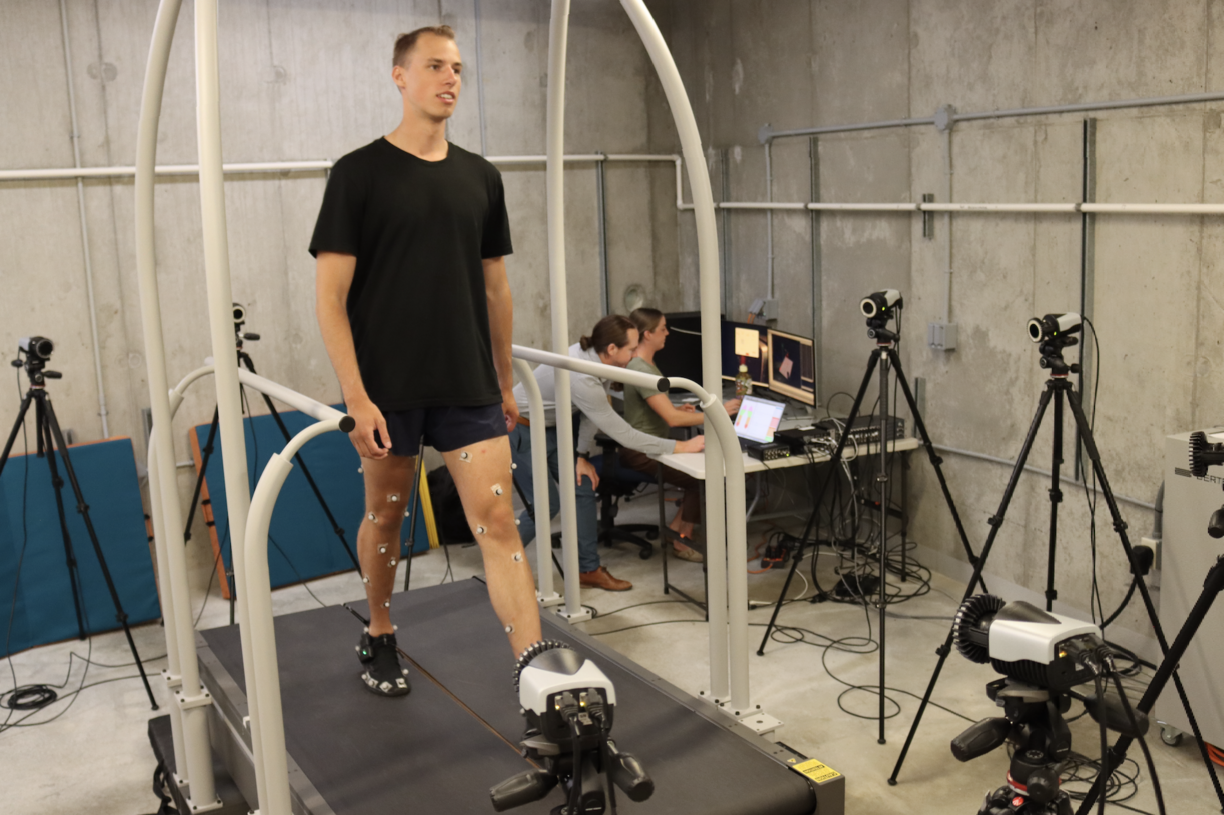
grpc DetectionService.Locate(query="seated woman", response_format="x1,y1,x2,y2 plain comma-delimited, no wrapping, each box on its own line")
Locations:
509,315,706,590
621,308,741,562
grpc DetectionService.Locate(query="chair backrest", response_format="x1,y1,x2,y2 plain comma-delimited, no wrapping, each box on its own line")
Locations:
591,435,655,498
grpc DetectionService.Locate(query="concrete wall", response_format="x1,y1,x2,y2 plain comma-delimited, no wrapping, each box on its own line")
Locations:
0,0,670,584
648,0,1224,645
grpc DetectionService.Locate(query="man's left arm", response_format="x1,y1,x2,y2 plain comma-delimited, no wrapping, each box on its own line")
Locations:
483,256,519,431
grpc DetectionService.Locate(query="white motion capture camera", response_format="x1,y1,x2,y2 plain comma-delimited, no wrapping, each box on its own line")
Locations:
1026,313,1081,344
491,641,653,814
860,289,903,319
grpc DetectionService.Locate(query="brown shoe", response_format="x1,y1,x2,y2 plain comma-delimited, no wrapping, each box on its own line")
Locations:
579,566,632,591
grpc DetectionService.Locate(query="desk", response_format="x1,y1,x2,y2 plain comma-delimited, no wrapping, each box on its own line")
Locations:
649,437,921,607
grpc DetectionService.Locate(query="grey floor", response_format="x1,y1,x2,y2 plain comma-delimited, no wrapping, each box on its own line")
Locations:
1,489,1215,815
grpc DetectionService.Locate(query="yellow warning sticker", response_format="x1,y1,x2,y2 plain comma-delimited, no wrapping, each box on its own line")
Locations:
788,758,842,784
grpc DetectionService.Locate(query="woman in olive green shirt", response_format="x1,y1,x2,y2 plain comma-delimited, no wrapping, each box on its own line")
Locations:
621,309,741,561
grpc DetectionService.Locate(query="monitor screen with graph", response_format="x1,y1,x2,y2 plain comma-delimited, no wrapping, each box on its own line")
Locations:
766,329,815,406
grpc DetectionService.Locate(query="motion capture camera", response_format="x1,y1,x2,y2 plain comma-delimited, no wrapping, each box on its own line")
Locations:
13,336,61,384
860,289,902,320
1026,313,1081,344
18,336,54,362
231,303,260,344
951,595,1147,815
1189,431,1224,537
861,290,903,340
953,595,1103,691
491,641,653,814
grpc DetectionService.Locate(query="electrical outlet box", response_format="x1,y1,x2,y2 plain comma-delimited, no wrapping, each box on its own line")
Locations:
1139,536,1161,572
927,321,958,351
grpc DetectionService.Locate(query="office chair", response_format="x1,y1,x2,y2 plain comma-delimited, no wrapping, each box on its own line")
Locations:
590,434,658,559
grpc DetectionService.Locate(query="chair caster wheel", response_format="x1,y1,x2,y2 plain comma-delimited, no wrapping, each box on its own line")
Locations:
638,548,653,560
646,531,659,541
1161,726,1183,746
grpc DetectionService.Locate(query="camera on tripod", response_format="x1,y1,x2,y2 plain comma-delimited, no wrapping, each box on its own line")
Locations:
232,302,260,346
860,290,902,340
13,336,61,384
950,595,1147,815
491,641,653,814
1189,431,1224,538
1026,313,1081,375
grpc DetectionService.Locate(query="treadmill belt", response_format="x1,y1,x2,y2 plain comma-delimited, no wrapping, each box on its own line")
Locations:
202,579,815,815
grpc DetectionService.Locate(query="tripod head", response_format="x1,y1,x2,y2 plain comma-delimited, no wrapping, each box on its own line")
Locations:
232,302,260,351
860,290,902,343
12,336,62,387
1027,314,1081,377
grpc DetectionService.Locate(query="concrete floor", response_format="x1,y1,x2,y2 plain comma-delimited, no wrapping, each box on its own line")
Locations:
0,491,1215,815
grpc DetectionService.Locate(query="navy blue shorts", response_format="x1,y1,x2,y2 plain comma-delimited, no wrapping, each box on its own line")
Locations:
374,403,507,458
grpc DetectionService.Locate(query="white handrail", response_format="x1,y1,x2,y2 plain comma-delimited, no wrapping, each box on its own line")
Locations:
511,359,560,606
510,344,750,709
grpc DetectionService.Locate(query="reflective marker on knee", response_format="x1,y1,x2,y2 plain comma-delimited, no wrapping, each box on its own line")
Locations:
357,466,363,474
512,552,523,563
476,525,486,535
368,512,377,524
491,483,504,496
510,463,517,470
504,624,514,634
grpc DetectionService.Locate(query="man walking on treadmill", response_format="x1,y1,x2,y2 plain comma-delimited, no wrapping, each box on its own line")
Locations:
312,26,541,696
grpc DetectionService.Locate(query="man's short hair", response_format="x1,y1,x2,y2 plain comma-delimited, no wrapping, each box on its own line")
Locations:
394,26,456,68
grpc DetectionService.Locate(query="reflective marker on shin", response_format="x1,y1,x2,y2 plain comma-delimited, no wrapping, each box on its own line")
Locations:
512,552,523,563
476,525,486,535
505,624,514,635
388,494,399,503
491,483,504,496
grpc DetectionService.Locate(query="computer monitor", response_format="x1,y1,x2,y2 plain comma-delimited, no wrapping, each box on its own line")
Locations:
651,311,723,386
721,321,770,386
767,329,816,406
733,395,786,444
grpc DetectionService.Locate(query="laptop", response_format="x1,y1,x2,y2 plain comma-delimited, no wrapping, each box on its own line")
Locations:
732,395,786,450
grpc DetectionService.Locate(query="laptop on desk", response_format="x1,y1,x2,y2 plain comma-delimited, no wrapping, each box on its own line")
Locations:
733,395,786,450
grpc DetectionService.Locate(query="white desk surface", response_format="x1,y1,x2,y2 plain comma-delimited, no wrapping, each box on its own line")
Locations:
650,436,921,480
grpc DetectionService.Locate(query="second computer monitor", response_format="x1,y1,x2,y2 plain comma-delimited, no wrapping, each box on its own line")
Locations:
721,321,770,386
767,329,816,406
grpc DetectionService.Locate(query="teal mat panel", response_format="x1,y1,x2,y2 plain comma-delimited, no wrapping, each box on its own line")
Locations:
0,437,159,657
193,405,430,595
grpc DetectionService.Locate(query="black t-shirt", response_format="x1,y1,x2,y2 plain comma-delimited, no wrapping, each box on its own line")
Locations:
309,138,513,410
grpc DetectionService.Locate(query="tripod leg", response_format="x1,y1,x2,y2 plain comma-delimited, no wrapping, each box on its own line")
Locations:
182,407,219,544
757,350,882,655
1064,389,1224,813
877,351,891,744
0,392,36,482
889,381,1056,785
888,351,986,593
1045,389,1064,612
42,397,158,709
242,353,362,573
38,397,87,641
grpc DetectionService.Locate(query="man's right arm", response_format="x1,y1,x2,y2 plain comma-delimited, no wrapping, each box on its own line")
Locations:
315,251,389,459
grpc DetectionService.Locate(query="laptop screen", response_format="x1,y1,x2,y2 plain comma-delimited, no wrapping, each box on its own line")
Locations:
733,395,785,444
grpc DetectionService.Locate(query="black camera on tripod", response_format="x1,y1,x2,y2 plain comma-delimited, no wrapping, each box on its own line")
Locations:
12,336,61,385
1027,314,1081,376
860,290,902,341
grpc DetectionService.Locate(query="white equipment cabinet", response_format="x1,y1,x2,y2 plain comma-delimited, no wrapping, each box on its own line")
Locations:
1157,431,1224,745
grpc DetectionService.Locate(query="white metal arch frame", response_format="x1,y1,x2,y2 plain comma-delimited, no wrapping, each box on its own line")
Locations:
136,2,753,814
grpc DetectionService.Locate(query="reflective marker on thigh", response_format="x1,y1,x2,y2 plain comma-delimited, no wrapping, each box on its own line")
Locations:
378,545,387,554
512,552,523,563
504,624,514,634
368,512,377,523
476,525,486,535
363,576,370,584
388,494,399,503
459,451,472,463
389,558,397,567
491,483,503,496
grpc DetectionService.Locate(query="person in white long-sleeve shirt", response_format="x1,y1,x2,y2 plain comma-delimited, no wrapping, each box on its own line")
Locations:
509,315,705,591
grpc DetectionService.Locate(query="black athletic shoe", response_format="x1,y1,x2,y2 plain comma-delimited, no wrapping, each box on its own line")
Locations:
358,632,411,697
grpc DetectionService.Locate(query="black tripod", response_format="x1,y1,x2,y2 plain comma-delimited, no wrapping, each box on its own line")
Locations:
757,304,984,743
184,313,360,621
0,341,156,709
889,328,1223,813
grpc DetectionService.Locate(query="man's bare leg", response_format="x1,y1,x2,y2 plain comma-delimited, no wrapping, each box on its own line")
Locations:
442,436,542,655
358,453,416,636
